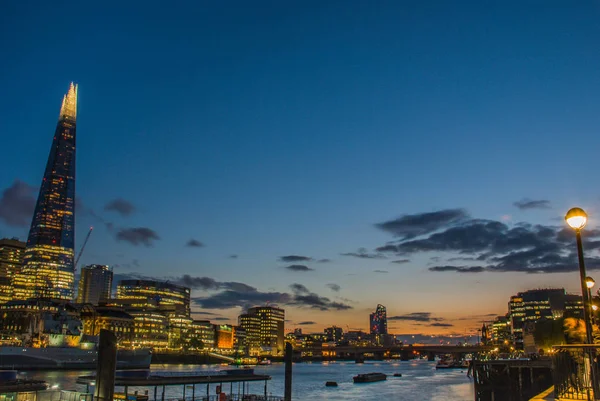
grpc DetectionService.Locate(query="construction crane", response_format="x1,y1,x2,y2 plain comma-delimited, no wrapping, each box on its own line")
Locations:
74,226,94,270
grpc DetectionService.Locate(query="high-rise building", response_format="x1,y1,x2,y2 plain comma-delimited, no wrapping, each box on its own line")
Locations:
369,304,387,335
116,279,191,316
239,306,285,356
13,84,78,301
508,288,582,349
76,265,113,305
0,238,25,304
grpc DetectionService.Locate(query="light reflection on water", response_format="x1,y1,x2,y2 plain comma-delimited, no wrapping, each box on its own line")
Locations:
22,360,474,401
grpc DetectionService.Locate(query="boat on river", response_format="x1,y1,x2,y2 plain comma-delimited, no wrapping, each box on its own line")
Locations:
353,372,387,383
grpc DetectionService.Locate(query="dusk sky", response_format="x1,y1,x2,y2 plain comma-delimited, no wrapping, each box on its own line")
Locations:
3,1,600,337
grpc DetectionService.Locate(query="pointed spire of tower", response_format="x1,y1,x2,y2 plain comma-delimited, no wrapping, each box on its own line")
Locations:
59,82,78,121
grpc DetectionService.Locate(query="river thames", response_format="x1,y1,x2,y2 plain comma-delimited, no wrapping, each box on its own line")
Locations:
23,360,474,401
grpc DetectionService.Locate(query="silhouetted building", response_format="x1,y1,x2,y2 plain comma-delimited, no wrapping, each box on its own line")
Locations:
370,304,387,335
76,265,113,305
324,326,343,343
239,306,285,356
13,84,78,301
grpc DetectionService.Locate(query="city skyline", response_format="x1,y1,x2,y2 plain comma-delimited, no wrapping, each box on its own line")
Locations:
4,2,600,335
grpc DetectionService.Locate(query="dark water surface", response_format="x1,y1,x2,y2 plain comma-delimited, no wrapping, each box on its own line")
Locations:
23,360,474,401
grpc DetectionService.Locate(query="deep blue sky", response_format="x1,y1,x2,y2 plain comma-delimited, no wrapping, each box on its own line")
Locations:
2,1,600,334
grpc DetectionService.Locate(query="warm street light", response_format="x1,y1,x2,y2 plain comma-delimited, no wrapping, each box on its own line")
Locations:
565,207,598,396
566,207,588,230
587,277,596,289
593,305,598,312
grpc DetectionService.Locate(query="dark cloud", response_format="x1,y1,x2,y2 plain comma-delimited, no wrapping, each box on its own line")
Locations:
318,259,332,263
192,284,352,311
192,311,217,316
389,312,443,323
429,323,453,327
326,283,341,292
0,180,36,227
297,321,316,325
279,255,313,262
514,198,551,210
213,317,230,321
290,283,310,294
186,239,204,248
177,275,255,293
283,264,314,272
375,209,469,239
104,198,136,216
116,227,160,246
373,212,600,274
391,259,410,264
341,248,386,259
428,265,485,273
373,270,388,273
229,254,238,259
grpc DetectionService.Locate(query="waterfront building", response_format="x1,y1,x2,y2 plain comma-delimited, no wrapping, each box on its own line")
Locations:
188,320,215,350
369,304,387,335
0,300,80,347
324,326,343,343
239,306,285,356
233,326,246,352
79,305,134,343
215,324,234,349
490,315,511,345
125,308,169,349
167,313,192,349
76,265,113,305
508,289,583,349
12,84,78,301
116,279,191,316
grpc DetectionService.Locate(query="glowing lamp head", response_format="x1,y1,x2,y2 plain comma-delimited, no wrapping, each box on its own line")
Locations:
593,304,599,312
565,207,588,230
586,276,596,289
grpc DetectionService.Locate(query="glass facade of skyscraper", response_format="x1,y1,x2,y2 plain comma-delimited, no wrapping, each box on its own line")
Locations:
13,84,78,301
116,279,191,315
76,265,113,305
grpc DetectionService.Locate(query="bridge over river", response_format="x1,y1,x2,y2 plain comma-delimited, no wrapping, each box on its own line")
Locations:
298,344,494,361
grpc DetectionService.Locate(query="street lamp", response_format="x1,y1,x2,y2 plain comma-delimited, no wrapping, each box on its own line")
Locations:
565,207,594,345
566,207,598,398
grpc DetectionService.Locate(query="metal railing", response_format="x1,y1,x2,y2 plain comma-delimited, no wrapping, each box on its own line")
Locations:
553,345,600,400
165,396,282,401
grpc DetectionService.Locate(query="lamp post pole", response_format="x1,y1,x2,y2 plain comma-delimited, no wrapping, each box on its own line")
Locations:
576,230,594,345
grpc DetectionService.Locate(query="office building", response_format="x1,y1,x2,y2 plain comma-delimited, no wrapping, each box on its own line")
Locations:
76,265,113,305
239,306,285,356
116,279,190,316
188,320,215,350
13,84,78,301
0,238,26,280
508,288,583,349
370,304,387,335
490,315,511,345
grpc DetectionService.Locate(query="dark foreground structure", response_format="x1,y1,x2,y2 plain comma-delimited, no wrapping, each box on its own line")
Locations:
472,358,553,401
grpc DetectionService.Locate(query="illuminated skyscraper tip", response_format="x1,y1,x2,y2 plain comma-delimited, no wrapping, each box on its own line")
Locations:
59,82,78,121
12,83,78,301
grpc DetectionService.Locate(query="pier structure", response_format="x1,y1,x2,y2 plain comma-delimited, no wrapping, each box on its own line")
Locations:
77,370,282,401
472,358,554,401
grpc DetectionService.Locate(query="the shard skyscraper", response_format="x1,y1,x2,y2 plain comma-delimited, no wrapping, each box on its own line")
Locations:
13,83,78,300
